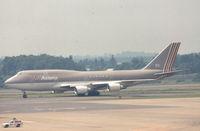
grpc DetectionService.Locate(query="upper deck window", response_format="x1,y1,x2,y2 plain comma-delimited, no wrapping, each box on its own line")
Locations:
17,72,22,76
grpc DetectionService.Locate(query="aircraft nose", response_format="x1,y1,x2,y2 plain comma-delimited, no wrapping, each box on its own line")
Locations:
4,77,14,85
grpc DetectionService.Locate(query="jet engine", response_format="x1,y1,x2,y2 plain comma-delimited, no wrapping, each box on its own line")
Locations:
108,83,122,92
74,86,88,95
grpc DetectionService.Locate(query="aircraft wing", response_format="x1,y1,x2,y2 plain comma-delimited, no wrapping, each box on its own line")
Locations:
56,82,107,90
56,83,71,88
119,79,156,87
88,79,156,90
56,79,156,90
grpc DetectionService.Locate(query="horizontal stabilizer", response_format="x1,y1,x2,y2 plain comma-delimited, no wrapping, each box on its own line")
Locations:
154,70,183,77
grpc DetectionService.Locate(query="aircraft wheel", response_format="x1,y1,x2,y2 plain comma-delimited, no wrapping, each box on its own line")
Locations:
88,91,100,96
4,125,9,128
23,92,27,98
77,93,86,96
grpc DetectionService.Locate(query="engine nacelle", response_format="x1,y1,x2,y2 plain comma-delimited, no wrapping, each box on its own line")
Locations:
74,86,88,95
108,83,122,92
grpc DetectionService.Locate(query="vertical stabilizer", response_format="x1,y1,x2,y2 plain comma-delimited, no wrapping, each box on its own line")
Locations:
144,42,181,72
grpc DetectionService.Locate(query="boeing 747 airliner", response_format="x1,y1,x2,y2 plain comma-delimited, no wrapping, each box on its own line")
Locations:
5,42,181,98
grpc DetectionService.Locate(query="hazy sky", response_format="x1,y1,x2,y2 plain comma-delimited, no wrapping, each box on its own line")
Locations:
0,0,200,56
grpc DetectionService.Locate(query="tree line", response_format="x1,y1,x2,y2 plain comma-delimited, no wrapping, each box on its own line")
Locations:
0,53,200,88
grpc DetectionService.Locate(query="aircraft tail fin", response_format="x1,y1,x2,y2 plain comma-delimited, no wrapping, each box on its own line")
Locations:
143,42,181,72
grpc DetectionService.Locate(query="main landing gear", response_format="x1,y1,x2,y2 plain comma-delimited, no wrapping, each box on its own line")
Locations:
23,91,27,98
76,91,100,96
88,90,100,96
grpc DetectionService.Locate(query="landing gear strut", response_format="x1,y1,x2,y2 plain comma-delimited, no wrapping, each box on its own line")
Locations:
88,90,100,96
23,91,27,98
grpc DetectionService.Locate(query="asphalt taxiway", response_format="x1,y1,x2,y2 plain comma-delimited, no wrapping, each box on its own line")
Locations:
0,97,171,114
0,97,200,131
1,84,200,131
